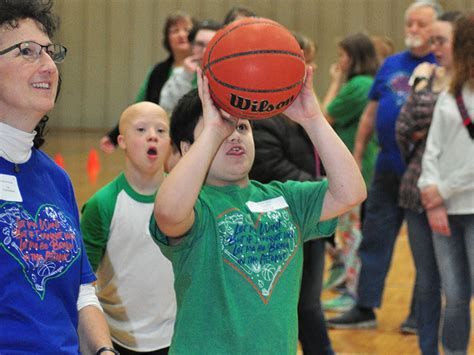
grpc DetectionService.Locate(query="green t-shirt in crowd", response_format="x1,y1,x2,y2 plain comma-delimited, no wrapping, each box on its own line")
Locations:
150,179,337,354
327,75,378,185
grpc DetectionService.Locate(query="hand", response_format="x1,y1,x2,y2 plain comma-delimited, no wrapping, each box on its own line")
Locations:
426,205,451,236
420,185,444,210
329,63,344,83
196,68,237,140
411,129,428,141
99,136,116,154
412,62,436,79
284,67,323,125
184,54,201,73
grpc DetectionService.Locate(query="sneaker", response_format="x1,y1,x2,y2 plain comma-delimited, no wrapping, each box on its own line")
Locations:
323,293,355,313
400,316,417,335
323,263,346,290
326,306,377,329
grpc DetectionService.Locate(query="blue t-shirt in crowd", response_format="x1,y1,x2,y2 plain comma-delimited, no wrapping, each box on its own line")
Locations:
369,50,436,175
0,149,96,354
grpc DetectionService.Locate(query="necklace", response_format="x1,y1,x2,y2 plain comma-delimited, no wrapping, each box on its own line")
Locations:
0,147,30,173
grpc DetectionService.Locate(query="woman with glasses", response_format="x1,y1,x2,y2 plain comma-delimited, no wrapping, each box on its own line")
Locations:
396,11,463,355
417,12,474,355
99,11,194,154
0,1,116,353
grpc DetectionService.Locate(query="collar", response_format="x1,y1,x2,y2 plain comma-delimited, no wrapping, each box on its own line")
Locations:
0,122,36,164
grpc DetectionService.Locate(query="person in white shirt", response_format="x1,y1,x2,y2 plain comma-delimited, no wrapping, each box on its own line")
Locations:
417,12,474,355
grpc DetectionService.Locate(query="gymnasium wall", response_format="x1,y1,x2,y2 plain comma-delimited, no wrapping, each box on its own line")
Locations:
50,0,474,129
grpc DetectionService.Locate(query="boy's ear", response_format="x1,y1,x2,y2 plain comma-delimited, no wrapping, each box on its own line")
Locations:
117,134,126,150
180,141,191,155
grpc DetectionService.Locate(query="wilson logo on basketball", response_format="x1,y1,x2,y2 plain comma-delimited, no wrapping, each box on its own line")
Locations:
229,93,294,113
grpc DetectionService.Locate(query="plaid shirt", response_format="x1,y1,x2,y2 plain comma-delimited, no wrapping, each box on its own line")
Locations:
396,76,439,212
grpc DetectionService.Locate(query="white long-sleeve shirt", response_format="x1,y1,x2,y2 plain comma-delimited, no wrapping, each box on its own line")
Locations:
418,85,474,214
159,67,195,114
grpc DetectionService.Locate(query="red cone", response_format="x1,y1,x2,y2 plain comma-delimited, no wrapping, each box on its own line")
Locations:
54,153,65,169
87,148,101,184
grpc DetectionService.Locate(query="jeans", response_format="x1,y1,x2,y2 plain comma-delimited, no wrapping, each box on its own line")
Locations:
432,214,474,355
405,209,441,355
298,238,334,355
357,173,407,308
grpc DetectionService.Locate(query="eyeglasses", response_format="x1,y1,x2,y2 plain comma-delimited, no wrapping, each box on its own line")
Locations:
429,36,449,46
0,41,67,63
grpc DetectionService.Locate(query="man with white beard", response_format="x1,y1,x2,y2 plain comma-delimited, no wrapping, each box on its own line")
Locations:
327,0,440,331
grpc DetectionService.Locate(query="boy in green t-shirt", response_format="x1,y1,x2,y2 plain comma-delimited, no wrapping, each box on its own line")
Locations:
81,102,176,353
150,68,366,354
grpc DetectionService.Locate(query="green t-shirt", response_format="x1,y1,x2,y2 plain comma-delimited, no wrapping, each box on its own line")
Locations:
327,75,378,185
150,179,337,354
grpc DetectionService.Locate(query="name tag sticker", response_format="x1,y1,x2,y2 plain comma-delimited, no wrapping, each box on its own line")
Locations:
246,196,289,213
0,174,23,202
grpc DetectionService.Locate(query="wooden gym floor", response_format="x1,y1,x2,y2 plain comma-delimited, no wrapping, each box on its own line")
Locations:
42,129,474,355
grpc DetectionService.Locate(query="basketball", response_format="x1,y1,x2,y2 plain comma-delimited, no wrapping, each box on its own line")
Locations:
202,17,306,120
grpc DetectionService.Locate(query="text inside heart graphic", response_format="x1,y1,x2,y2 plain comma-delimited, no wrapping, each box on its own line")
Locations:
0,203,81,299
217,208,300,303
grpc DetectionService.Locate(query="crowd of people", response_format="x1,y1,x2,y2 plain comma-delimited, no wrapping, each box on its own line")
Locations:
0,0,473,354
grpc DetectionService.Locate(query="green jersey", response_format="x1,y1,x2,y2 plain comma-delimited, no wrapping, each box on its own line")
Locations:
150,179,336,354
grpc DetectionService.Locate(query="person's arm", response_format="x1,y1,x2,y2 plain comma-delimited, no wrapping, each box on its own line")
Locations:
353,100,378,168
284,67,366,221
396,63,436,159
396,92,422,160
154,69,237,237
321,63,344,124
78,305,114,355
417,94,450,236
80,194,111,271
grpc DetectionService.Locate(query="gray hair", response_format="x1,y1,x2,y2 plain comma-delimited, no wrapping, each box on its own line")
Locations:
405,1,443,21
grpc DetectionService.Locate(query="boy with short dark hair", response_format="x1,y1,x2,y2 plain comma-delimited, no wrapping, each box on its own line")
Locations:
150,68,366,353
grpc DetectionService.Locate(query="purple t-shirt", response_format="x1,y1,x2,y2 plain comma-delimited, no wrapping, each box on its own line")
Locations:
369,50,436,175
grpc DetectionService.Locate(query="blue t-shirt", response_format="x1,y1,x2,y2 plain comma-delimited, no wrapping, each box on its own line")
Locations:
0,149,95,354
369,50,436,175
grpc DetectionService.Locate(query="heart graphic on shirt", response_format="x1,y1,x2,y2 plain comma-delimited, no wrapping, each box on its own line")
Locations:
0,203,81,299
217,208,299,303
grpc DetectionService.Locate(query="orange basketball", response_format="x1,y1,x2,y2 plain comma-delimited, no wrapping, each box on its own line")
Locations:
202,17,306,120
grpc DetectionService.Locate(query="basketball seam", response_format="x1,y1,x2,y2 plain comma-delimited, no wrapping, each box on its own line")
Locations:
203,49,304,70
208,76,304,93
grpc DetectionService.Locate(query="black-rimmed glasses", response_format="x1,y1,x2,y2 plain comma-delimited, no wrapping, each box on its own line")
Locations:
0,41,67,63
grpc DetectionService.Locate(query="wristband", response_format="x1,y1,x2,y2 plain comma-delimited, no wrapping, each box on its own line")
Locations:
96,346,119,355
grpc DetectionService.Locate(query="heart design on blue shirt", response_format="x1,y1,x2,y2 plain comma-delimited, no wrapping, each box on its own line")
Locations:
0,203,81,299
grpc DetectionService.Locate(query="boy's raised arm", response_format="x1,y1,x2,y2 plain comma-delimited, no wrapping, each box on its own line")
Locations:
284,67,367,221
154,70,236,237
